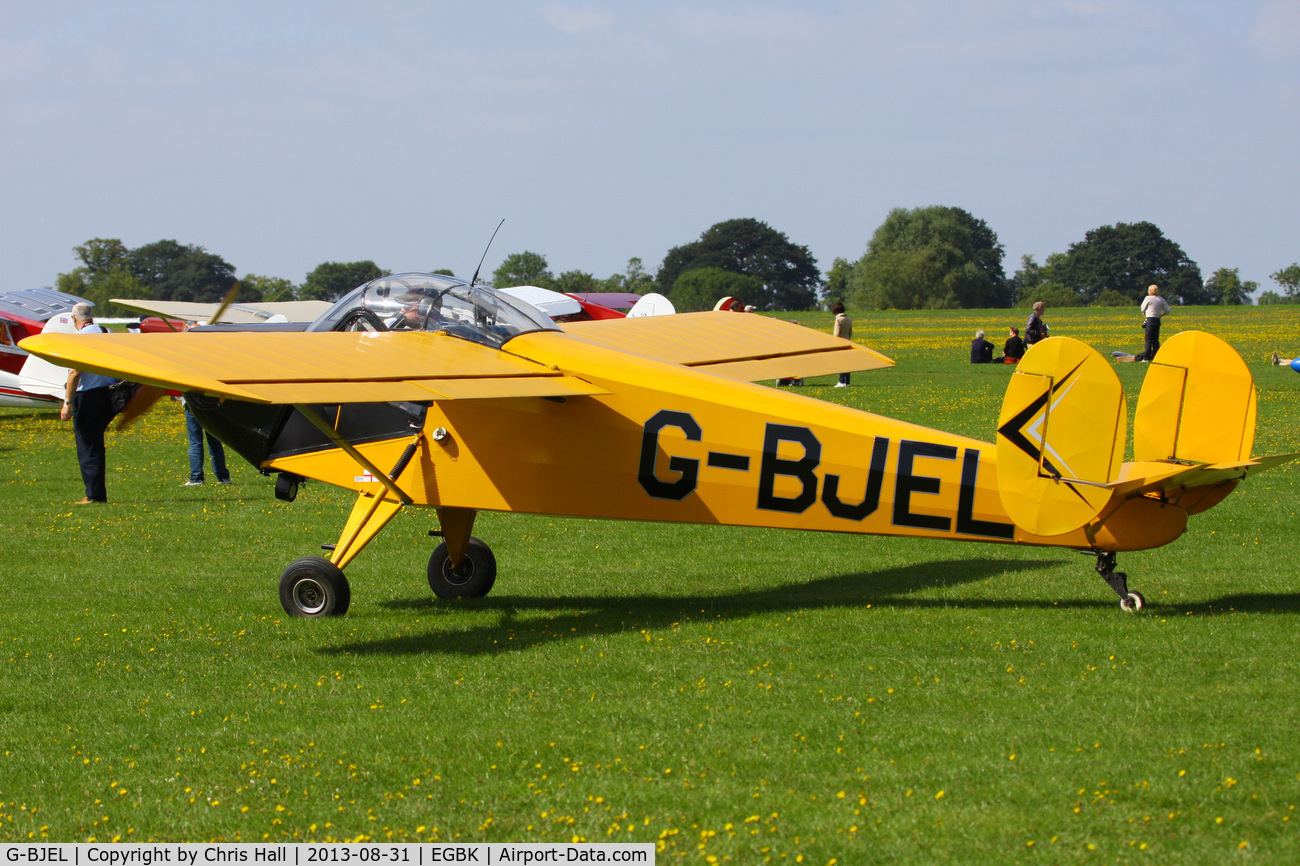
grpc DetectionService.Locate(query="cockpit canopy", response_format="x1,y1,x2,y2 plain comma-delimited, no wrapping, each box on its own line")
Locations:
307,273,560,349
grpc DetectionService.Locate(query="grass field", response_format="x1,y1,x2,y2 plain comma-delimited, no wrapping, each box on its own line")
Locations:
2,305,1298,861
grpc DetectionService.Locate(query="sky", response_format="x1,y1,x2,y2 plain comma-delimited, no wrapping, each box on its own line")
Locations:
2,0,1298,298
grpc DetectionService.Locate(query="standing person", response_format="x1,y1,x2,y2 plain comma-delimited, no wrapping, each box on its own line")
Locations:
182,397,231,486
969,330,994,364
832,302,852,387
1139,284,1171,362
59,303,115,504
1000,326,1026,363
180,322,232,486
1025,301,1048,347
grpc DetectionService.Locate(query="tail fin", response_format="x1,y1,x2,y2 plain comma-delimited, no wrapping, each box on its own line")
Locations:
996,337,1126,536
15,311,80,400
1134,330,1255,463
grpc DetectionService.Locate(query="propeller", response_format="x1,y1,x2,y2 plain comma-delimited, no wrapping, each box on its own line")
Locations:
114,384,168,431
115,282,241,431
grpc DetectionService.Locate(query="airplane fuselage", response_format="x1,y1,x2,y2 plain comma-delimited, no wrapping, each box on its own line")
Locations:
246,331,1187,554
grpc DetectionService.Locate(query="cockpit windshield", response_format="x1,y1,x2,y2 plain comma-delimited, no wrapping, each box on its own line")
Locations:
307,273,560,349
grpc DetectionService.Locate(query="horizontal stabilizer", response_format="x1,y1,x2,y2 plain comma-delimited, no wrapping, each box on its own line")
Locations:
1111,453,1300,499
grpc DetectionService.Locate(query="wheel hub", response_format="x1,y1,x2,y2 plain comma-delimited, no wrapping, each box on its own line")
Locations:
292,578,327,615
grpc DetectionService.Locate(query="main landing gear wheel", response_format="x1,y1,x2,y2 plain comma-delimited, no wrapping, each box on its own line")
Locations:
1092,551,1145,614
428,537,497,599
279,556,351,617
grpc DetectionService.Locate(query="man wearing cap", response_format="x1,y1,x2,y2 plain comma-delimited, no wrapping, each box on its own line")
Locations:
1139,284,1171,362
59,303,116,503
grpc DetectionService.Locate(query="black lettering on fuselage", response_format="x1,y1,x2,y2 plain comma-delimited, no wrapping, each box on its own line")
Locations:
639,410,702,500
822,435,889,521
955,447,1016,539
640,415,1014,540
757,423,820,513
893,439,956,531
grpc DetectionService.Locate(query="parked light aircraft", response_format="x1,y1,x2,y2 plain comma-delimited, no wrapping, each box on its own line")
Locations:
21,273,1294,617
1,311,87,409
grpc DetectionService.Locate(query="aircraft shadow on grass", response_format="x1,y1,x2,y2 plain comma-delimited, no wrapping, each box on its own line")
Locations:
327,556,1120,658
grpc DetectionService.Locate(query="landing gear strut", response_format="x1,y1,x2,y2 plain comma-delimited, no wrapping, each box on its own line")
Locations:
1093,551,1145,612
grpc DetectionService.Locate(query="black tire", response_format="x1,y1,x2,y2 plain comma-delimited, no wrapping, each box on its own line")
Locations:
428,537,497,598
279,556,351,617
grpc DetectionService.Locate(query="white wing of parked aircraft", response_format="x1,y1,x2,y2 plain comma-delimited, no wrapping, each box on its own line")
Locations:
110,298,332,325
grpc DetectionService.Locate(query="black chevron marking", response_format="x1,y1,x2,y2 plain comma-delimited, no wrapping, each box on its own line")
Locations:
997,359,1089,474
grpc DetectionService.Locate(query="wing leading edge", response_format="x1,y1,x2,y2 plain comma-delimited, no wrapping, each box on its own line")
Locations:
19,330,610,404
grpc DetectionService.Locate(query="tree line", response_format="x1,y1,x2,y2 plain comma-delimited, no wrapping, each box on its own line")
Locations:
55,215,1299,318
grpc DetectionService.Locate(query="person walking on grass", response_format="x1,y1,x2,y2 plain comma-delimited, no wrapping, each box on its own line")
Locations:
832,302,852,387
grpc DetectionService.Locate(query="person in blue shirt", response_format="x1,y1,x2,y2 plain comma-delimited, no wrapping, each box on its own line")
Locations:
59,303,116,504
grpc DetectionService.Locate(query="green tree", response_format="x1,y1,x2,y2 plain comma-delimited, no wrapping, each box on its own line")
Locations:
669,267,765,313
1053,222,1203,305
56,238,147,317
822,257,852,310
1008,253,1071,306
1203,268,1256,306
242,274,298,302
492,251,553,289
658,219,820,311
601,258,656,294
1257,290,1288,305
129,240,241,304
552,270,599,293
1269,264,1300,300
849,206,1007,310
300,261,386,301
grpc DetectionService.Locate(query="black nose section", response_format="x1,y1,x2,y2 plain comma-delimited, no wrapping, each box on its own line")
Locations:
186,394,431,471
185,393,292,469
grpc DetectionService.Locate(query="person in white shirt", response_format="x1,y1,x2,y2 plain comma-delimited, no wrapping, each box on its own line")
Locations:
1139,284,1171,361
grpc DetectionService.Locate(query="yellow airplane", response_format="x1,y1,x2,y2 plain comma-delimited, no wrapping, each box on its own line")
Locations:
21,273,1294,617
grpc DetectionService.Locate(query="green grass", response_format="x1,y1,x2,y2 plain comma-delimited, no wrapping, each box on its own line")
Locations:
1,306,1298,861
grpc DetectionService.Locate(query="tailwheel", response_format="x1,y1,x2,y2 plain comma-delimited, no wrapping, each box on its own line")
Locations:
428,537,497,599
279,556,351,617
1120,591,1146,613
1092,551,1145,613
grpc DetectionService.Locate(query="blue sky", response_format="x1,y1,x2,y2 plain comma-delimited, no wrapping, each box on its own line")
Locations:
2,1,1297,297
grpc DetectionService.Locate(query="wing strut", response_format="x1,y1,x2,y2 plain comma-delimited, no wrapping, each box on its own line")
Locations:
292,404,416,506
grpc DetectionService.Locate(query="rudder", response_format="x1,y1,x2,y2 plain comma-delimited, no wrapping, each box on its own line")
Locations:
996,337,1126,536
1134,331,1255,464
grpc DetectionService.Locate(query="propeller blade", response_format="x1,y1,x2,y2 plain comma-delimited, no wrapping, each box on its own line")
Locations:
115,384,168,431
208,282,242,326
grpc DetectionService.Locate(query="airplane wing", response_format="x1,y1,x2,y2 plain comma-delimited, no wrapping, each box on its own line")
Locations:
22,312,883,406
19,330,611,404
559,311,893,380
110,298,333,324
